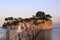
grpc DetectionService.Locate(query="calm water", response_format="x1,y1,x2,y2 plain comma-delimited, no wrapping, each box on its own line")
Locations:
36,28,60,40
0,28,16,40
0,27,60,40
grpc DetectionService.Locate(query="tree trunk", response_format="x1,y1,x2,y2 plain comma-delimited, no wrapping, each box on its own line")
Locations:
15,25,18,40
6,25,10,40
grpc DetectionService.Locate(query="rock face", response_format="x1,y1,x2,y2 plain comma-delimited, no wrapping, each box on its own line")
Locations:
37,20,52,30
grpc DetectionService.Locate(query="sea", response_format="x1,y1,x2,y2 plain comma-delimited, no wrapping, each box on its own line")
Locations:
0,27,16,40
36,27,60,40
0,27,60,40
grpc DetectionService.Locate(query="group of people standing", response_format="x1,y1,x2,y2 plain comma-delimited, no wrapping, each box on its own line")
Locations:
16,19,37,40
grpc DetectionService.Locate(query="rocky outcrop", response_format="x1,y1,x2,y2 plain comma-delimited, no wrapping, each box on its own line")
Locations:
37,19,52,30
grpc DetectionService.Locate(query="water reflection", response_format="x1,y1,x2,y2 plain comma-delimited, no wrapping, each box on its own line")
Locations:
36,30,52,40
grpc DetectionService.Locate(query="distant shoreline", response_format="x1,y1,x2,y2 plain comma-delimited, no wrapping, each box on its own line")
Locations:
53,27,60,29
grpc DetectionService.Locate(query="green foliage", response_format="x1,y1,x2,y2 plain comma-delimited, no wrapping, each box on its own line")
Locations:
35,11,52,20
46,14,52,18
4,11,52,26
8,17,13,20
5,17,13,21
14,18,18,20
18,17,22,19
36,11,45,20
5,17,8,21
13,20,19,25
36,11,45,17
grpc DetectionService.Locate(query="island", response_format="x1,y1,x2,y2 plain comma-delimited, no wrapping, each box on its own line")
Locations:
2,11,52,30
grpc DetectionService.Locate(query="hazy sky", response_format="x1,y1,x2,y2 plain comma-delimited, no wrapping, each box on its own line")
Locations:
0,0,60,26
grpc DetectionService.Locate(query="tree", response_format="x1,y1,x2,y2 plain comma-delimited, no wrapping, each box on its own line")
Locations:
6,22,11,40
5,17,10,40
18,17,22,22
8,17,13,20
32,15,35,18
18,17,22,19
45,14,52,20
14,18,18,21
5,17,8,21
4,17,8,28
36,11,45,20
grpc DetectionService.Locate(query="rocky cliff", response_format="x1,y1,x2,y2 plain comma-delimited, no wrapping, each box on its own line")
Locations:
37,19,52,30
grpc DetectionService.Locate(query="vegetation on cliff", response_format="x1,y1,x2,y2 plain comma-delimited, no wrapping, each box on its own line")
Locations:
2,11,52,29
